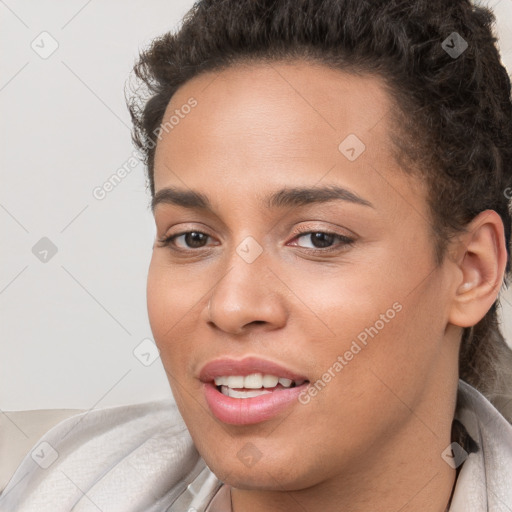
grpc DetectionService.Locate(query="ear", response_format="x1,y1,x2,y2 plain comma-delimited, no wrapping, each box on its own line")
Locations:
448,210,508,328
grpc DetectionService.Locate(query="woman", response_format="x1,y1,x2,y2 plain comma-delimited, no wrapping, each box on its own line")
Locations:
1,0,512,510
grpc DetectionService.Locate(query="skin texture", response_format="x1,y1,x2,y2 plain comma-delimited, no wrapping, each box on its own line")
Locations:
147,61,507,512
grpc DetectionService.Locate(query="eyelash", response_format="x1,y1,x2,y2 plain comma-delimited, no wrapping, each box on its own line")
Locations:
156,228,355,254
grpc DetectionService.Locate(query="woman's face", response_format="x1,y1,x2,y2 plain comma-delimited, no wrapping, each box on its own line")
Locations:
147,61,459,490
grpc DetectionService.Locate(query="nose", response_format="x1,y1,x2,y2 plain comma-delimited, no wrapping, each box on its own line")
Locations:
204,250,288,335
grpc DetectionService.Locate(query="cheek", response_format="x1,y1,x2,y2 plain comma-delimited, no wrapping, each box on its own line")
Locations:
146,260,171,340
277,259,399,344
310,273,448,426
146,257,196,372
146,255,201,338
146,261,198,407
287,247,446,384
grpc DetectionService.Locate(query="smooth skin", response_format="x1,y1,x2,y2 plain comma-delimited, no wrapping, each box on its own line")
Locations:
146,60,507,512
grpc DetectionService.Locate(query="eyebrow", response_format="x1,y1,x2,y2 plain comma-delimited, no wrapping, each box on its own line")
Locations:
151,184,374,214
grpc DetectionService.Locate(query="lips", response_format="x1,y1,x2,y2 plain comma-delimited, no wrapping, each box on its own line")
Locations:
199,357,310,425
199,356,308,383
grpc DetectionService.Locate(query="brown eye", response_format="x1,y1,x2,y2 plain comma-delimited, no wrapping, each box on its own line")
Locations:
158,231,212,249
179,232,209,248
294,231,354,250
306,232,336,248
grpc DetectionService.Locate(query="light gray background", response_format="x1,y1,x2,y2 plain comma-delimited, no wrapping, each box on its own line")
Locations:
1,0,512,411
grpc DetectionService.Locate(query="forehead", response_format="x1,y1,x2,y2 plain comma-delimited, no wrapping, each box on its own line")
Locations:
153,60,425,214
156,60,391,161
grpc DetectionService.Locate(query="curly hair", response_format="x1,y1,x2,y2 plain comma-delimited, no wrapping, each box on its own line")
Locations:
126,0,512,420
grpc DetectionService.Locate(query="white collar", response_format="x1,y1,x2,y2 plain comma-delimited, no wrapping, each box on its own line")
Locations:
448,380,512,511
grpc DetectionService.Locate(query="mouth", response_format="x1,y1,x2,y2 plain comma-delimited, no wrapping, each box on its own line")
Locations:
199,357,310,425
214,373,308,399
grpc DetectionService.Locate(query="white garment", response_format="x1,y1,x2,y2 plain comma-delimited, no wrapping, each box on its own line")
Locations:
0,379,510,511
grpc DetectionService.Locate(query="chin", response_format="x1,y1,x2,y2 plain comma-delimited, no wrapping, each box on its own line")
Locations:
201,445,322,492
218,468,306,491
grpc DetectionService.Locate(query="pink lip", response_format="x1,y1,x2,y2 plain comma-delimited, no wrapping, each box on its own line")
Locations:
199,356,308,382
199,357,309,425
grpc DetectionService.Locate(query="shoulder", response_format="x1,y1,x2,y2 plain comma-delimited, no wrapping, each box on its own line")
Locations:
450,380,512,511
0,399,221,512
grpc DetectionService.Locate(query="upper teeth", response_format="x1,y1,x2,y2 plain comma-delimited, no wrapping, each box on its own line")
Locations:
214,374,296,389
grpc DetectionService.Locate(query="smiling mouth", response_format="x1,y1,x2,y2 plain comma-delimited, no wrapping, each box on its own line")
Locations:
214,373,309,399
202,363,311,424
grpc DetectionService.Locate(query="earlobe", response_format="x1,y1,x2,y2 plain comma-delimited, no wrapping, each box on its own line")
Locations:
448,210,507,328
